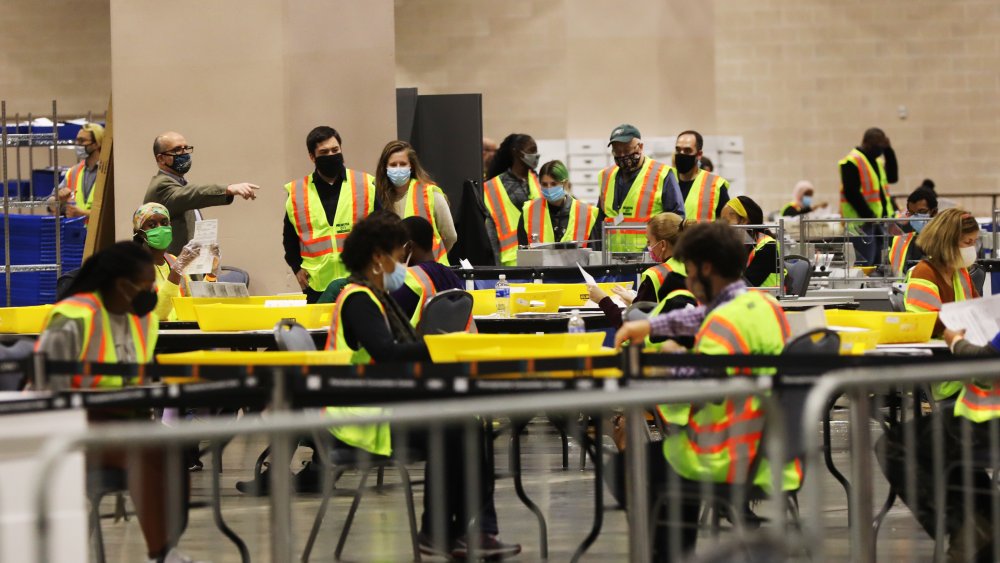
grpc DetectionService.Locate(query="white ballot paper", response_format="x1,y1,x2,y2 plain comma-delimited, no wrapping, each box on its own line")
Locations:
939,294,1000,346
459,258,474,270
577,262,597,285
185,219,218,275
189,281,249,298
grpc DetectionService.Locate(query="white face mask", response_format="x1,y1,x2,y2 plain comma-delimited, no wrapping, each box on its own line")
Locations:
959,245,977,268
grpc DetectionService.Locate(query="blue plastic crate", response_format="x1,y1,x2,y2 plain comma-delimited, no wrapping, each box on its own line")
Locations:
2,180,30,199
0,215,86,267
30,167,70,198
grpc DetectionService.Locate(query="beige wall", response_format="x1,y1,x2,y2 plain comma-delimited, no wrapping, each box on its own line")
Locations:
110,0,397,295
0,0,110,117
398,0,1000,215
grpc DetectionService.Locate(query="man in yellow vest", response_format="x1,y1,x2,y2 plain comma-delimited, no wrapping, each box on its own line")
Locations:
674,130,731,221
391,216,466,326
48,122,104,220
612,222,797,561
888,185,936,277
283,126,378,302
597,124,684,253
839,127,899,265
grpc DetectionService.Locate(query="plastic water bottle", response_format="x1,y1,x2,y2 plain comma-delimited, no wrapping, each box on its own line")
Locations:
495,275,510,318
568,309,585,333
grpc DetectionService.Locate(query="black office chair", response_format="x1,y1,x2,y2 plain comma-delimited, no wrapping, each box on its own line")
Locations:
416,289,475,336
624,301,658,322
273,319,317,352
889,286,906,312
86,468,130,563
969,263,986,296
783,254,813,297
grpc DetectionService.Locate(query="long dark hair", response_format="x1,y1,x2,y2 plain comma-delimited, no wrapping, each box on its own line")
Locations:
59,241,153,300
374,140,436,209
486,133,533,180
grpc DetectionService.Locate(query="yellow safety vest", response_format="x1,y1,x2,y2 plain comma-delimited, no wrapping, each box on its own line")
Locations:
904,265,975,402
658,291,800,492
683,169,728,221
747,234,784,288
284,171,376,292
643,287,696,351
639,257,686,299
839,149,890,219
66,162,96,211
483,175,527,266
779,201,802,216
598,158,671,253
42,292,157,389
402,179,450,265
323,283,393,456
888,233,915,278
521,197,599,246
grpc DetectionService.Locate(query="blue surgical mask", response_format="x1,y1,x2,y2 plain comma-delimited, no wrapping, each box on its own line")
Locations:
542,186,565,203
387,167,411,187
801,195,813,208
910,213,929,233
383,261,408,292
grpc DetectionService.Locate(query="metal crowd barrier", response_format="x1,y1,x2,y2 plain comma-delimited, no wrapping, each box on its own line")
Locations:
801,359,1000,563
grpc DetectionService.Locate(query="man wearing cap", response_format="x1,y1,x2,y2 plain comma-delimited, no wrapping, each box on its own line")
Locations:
597,124,684,253
48,122,104,221
675,130,731,221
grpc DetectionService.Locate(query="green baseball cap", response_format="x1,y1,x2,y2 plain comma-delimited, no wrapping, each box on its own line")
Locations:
608,124,641,145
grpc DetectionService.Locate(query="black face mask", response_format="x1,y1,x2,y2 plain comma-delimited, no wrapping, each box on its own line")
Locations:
124,281,158,317
315,153,345,179
675,153,698,174
614,152,642,172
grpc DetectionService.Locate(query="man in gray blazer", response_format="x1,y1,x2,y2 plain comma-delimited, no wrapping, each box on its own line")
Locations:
143,131,259,255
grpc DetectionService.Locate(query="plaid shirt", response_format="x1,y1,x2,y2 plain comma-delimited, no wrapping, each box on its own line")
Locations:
648,280,747,339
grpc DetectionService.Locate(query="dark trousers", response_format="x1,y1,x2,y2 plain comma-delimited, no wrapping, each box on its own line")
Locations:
606,442,702,563
850,222,885,266
304,286,322,304
876,413,997,552
392,421,499,542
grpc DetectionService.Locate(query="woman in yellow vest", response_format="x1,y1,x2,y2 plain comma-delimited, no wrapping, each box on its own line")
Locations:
483,133,542,266
326,212,519,559
131,202,218,321
779,179,828,217
518,160,600,246
721,195,783,288
374,140,457,265
589,212,696,336
37,242,197,563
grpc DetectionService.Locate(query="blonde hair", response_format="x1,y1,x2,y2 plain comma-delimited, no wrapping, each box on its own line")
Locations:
647,212,693,246
916,208,979,269
82,122,104,146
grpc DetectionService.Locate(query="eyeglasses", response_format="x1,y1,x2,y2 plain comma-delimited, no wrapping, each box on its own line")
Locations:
158,146,194,156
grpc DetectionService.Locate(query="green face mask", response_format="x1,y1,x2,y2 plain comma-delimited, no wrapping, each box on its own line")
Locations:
143,225,173,250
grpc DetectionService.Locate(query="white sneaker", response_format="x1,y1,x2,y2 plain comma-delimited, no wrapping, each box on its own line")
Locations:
145,548,210,563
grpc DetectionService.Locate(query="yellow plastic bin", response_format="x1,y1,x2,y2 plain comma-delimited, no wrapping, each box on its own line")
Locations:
194,303,334,331
424,332,606,362
157,350,351,366
510,282,631,307
172,295,306,322
0,305,54,333
825,310,936,344
471,288,563,316
827,327,882,355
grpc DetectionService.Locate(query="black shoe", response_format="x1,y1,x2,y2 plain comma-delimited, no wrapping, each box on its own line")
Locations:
451,534,521,560
188,460,204,472
417,532,452,558
293,461,322,494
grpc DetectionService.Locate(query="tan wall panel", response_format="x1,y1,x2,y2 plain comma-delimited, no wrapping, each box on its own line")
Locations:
111,0,396,295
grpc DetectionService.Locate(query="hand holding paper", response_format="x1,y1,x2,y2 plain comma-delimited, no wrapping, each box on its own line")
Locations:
939,294,1000,347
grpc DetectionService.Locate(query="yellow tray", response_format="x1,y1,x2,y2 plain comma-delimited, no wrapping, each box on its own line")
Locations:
828,327,881,355
825,310,936,344
0,305,53,333
172,295,306,322
156,350,351,365
471,288,564,316
425,332,606,363
510,282,631,307
194,303,333,332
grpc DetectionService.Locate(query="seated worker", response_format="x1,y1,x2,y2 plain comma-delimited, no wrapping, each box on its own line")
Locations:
391,216,466,326
47,122,104,221
877,328,999,561
904,208,979,337
131,203,219,321
888,185,937,277
327,211,519,559
518,160,600,246
611,222,797,562
483,133,541,266
375,140,457,264
36,242,198,563
720,195,783,287
780,180,828,217
588,212,696,336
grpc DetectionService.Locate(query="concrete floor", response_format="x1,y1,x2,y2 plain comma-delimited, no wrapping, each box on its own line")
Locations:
94,411,939,562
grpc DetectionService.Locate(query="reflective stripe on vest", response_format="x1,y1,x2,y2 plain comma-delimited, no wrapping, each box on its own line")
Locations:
889,233,914,277
67,162,95,210
956,268,973,300
955,382,1000,422
904,277,943,312
483,176,521,265
684,170,726,221
405,266,437,327
747,235,783,288
325,283,387,365
839,149,885,218
405,180,449,264
598,159,668,252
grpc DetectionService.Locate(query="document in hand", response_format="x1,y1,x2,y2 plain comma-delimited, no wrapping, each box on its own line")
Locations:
939,294,1000,346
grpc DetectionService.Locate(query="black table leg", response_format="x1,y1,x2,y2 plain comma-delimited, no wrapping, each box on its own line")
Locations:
510,418,548,559
571,415,604,563
211,441,250,563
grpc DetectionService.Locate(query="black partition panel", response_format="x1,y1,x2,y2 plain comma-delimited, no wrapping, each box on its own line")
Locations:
396,87,418,143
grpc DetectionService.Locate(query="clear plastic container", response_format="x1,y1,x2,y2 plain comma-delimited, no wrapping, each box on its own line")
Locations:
495,275,510,318
567,309,585,333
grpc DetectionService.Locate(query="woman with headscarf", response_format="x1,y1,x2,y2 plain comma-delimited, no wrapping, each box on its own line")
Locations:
780,180,828,217
131,202,219,321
